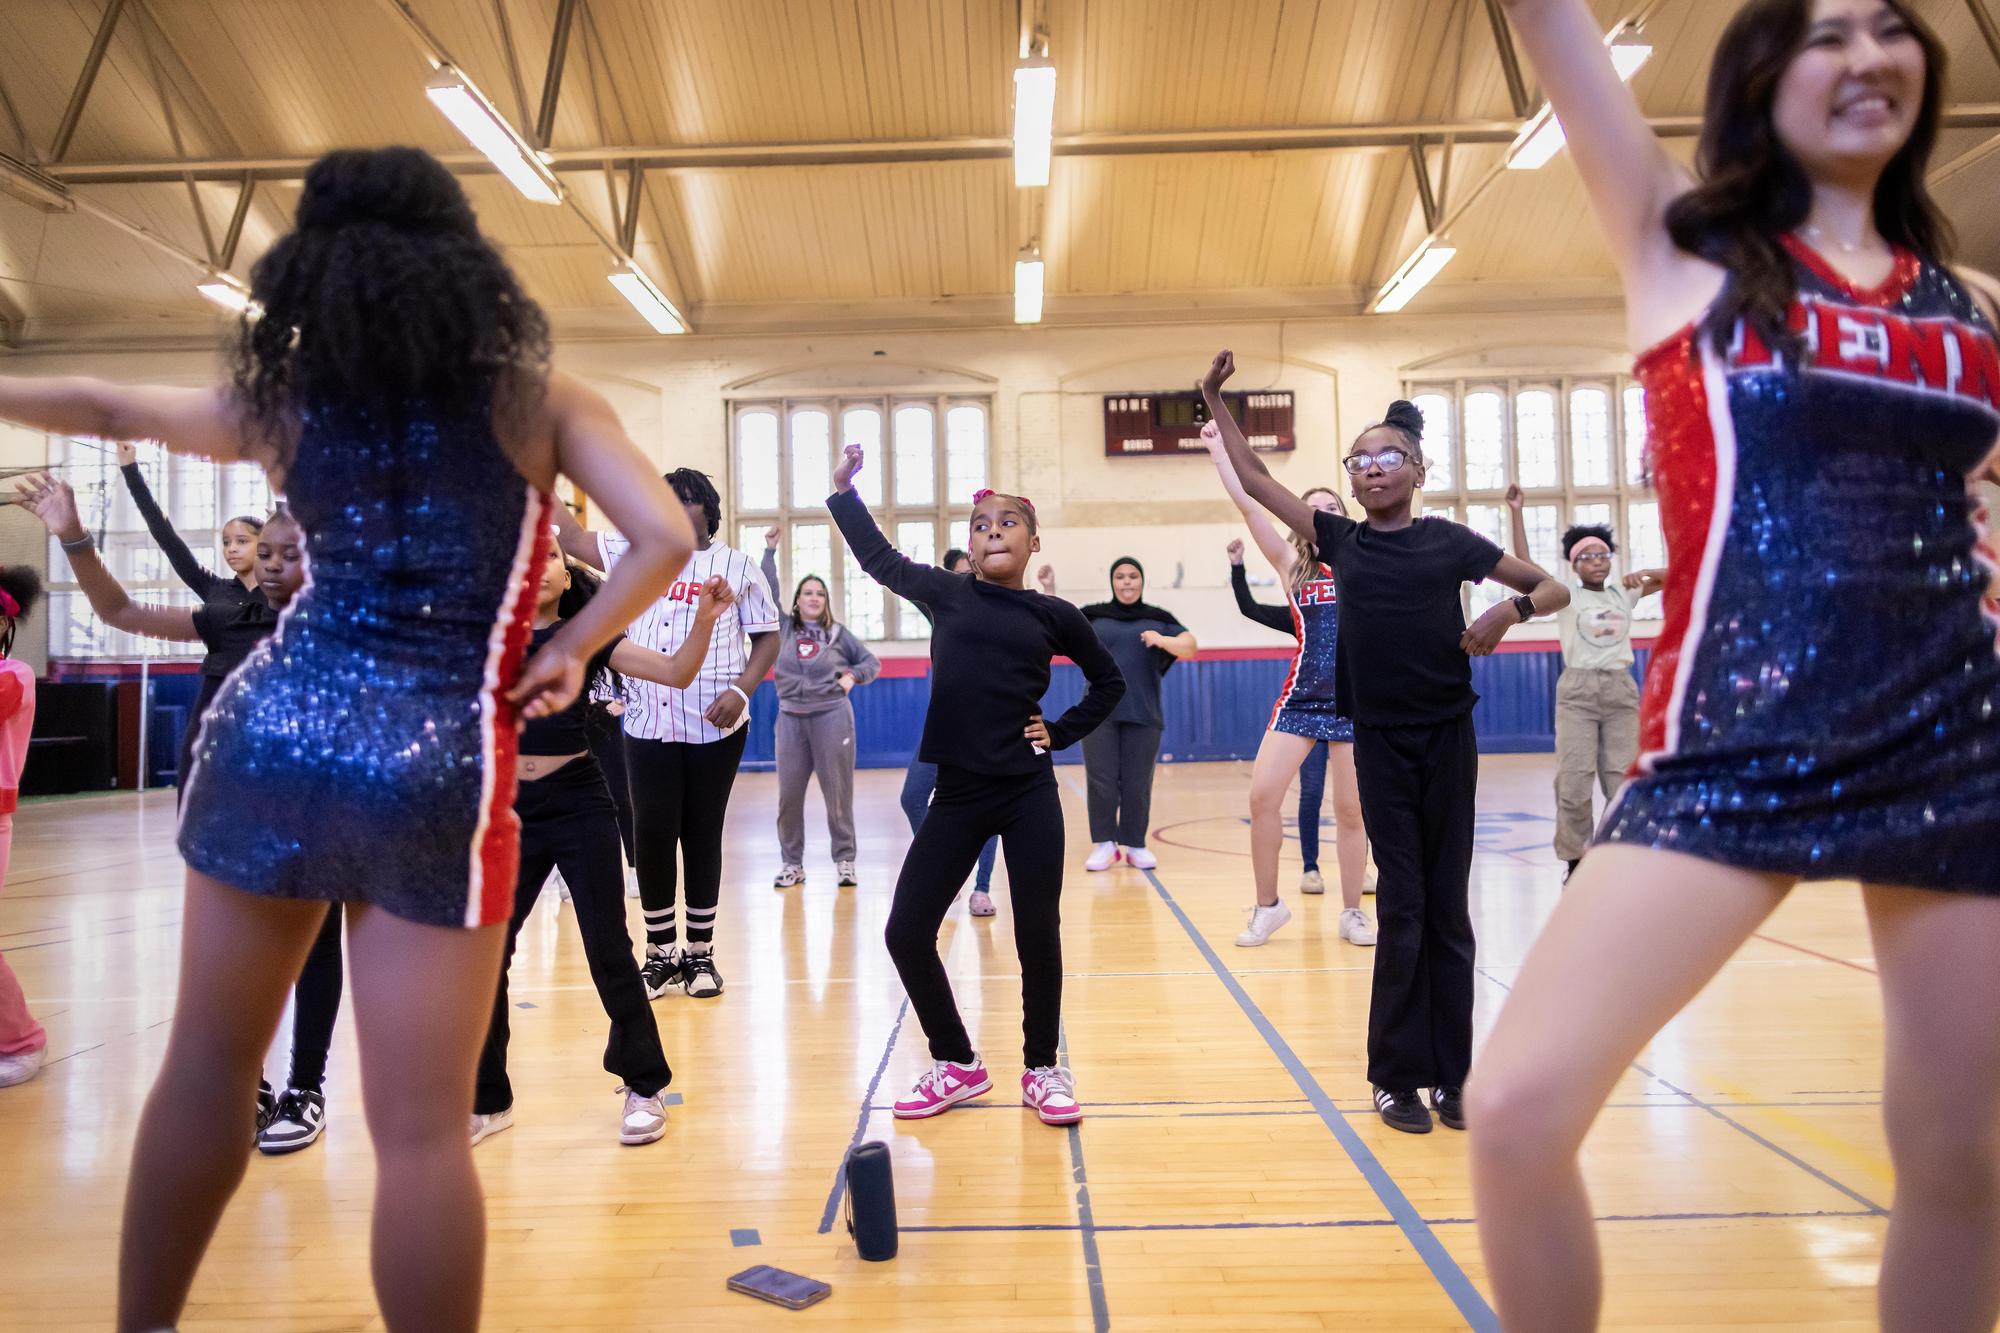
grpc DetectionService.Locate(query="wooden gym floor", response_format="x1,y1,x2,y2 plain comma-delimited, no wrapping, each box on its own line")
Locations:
0,756,1898,1329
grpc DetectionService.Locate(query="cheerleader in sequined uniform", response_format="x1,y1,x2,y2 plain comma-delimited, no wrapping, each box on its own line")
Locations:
1471,3,2000,1328
0,147,694,1332
1202,419,1377,950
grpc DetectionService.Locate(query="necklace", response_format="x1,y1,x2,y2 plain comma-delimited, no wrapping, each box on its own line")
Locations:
1801,223,1884,256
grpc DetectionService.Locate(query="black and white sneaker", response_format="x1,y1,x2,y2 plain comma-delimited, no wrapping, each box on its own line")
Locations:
1374,1086,1433,1135
681,949,723,999
1430,1086,1466,1131
255,1080,279,1141
640,947,683,1000
258,1088,326,1154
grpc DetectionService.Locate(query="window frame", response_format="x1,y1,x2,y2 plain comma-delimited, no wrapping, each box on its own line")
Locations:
728,393,995,641
1405,374,1660,619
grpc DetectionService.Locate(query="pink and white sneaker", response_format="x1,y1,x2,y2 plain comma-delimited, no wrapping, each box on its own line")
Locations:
892,1058,992,1119
1022,1065,1082,1125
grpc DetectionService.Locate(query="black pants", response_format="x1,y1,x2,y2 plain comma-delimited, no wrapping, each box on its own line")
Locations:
586,703,637,863
475,760,670,1115
287,904,343,1092
1353,714,1478,1092
175,675,225,800
625,726,749,951
884,765,1067,1069
1081,720,1164,846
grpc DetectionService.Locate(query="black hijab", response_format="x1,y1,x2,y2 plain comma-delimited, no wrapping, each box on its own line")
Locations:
1080,557,1182,676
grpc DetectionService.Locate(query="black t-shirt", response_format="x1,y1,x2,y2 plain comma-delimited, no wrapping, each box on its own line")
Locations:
1312,511,1503,728
519,623,623,756
190,598,281,677
830,489,1125,776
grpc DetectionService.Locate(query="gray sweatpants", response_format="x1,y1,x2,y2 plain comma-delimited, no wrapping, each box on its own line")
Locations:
777,702,858,865
1554,667,1640,861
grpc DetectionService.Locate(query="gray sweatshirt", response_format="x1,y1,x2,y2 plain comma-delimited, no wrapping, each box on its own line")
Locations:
762,548,882,715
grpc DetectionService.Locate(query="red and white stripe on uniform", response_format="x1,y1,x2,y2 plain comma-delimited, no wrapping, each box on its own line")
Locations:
465,487,554,928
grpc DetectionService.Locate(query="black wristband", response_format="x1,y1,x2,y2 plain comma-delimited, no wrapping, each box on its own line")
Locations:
1512,594,1537,623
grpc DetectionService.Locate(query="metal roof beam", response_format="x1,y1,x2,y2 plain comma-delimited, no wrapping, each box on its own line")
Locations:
1482,0,1534,120
534,0,580,148
37,105,2000,184
50,0,128,162
1969,0,2000,73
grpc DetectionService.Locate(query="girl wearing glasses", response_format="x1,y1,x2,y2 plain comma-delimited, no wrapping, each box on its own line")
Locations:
1202,351,1568,1136
1202,422,1376,950
1504,486,1665,883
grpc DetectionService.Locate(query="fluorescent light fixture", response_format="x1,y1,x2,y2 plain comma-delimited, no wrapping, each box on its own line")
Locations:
1506,25,1652,170
1014,245,1045,324
196,271,253,314
1013,55,1057,188
1371,239,1456,314
607,259,686,334
425,66,562,204
0,152,72,212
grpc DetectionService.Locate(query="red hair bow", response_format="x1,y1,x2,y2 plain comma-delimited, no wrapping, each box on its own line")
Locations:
971,488,1035,515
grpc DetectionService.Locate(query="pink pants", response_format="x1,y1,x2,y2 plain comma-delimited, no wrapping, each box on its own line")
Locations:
0,814,45,1056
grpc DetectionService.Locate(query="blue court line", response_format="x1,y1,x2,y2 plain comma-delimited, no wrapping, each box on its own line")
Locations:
816,996,910,1235
900,1205,1878,1235
662,1092,684,1107
1142,867,1499,1331
1473,968,1887,1216
1058,1025,1110,1333
729,1228,762,1247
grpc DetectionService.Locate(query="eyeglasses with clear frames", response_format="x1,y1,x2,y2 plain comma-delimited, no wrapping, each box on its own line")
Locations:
1342,448,1410,475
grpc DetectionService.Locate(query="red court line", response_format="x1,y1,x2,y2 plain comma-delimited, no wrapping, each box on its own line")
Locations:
1753,933,1878,975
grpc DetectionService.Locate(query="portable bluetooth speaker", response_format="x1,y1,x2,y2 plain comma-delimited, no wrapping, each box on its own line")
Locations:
844,1140,898,1261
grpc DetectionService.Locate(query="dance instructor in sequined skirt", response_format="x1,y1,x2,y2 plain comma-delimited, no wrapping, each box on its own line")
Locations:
0,147,693,1333
1469,3,2000,1330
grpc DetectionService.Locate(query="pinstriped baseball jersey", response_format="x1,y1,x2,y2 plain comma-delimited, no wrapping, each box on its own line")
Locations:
600,536,780,744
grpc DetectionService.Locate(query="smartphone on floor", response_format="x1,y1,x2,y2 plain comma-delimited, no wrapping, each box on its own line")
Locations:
727,1265,832,1310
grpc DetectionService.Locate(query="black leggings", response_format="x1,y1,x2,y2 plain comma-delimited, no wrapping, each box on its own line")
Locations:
625,727,749,950
1353,715,1479,1092
586,702,637,863
286,904,343,1093
884,765,1067,1069
476,760,670,1115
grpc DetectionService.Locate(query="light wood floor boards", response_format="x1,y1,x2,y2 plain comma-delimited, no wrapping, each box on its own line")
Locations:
0,757,1901,1329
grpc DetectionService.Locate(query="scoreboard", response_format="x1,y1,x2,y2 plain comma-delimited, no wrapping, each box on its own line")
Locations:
1103,389,1295,458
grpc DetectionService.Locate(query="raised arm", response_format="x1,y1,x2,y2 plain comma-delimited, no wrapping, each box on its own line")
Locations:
118,443,225,598
1495,0,1690,282
510,373,696,718
827,444,956,603
0,376,261,465
609,576,733,691
1203,421,1297,577
1200,351,1317,544
760,530,782,607
15,474,200,642
1503,483,1531,561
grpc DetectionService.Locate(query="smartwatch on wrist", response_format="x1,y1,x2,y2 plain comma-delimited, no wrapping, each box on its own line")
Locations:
1512,594,1537,623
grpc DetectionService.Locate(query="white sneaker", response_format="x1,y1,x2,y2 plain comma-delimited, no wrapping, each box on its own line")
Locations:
1299,869,1325,895
773,864,805,888
1338,907,1378,947
1084,842,1120,872
1022,1065,1083,1125
1235,899,1292,947
836,860,859,886
1121,845,1157,870
680,948,723,999
0,1046,46,1088
968,890,996,917
617,1087,667,1146
469,1108,514,1147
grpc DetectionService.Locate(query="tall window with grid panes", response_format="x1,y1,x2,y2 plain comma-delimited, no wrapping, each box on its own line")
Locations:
731,397,992,640
44,439,275,660
1405,379,1661,620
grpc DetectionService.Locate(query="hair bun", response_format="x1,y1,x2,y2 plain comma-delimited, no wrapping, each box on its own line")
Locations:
296,147,477,236
1382,400,1425,438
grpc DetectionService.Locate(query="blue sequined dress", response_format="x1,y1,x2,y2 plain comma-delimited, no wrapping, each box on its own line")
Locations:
1599,238,2000,892
1269,566,1354,744
178,392,552,928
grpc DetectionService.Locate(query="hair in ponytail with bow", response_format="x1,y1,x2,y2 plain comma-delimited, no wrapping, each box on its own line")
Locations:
0,565,45,659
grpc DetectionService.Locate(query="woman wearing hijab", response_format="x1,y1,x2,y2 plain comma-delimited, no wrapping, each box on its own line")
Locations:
1043,558,1196,871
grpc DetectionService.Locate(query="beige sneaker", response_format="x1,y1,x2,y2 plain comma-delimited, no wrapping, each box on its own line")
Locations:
468,1108,514,1147
1299,869,1325,895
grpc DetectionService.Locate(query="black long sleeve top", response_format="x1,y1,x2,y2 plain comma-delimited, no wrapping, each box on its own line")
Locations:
121,462,268,678
1231,563,1297,638
830,488,1124,775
